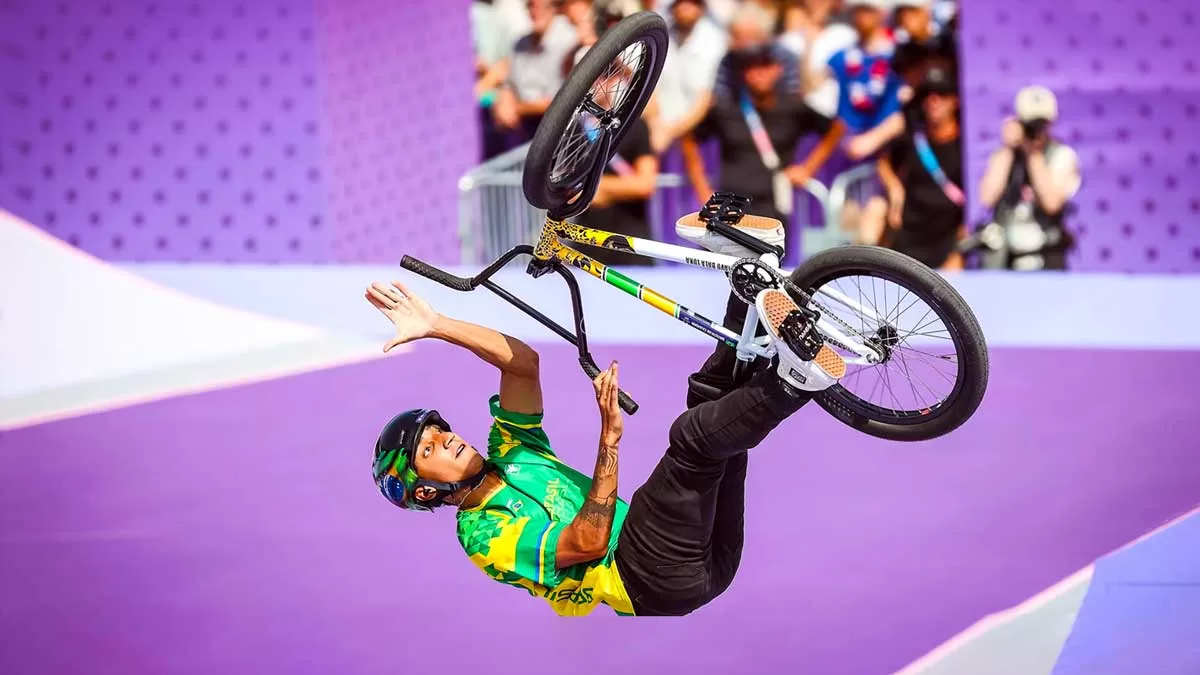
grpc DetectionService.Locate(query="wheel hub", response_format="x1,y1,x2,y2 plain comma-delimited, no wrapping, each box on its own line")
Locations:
866,324,900,364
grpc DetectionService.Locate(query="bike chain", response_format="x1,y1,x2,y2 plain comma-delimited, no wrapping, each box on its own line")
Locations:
726,258,875,355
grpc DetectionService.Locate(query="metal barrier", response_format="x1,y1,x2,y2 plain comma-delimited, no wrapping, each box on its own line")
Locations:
824,162,883,246
457,143,880,265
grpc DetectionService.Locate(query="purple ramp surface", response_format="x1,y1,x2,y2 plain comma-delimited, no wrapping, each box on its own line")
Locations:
1051,510,1200,675
2,344,1199,675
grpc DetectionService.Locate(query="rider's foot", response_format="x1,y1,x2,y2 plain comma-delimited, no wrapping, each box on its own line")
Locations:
755,289,846,392
675,212,785,259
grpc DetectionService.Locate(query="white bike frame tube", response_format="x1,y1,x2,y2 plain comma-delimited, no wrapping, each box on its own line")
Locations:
623,236,743,270
810,285,887,326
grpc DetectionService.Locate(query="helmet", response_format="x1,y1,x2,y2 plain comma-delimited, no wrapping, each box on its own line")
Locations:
372,409,482,513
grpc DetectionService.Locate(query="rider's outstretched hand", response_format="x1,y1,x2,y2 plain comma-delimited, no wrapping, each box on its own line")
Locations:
365,280,441,352
592,361,623,445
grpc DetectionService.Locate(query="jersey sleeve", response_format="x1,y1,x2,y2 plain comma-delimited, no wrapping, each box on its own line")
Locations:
458,509,567,591
487,394,556,459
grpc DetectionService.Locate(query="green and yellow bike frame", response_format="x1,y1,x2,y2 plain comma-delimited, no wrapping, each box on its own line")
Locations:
400,213,886,414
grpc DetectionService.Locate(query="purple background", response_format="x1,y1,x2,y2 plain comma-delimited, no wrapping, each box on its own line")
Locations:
960,0,1200,273
0,0,475,263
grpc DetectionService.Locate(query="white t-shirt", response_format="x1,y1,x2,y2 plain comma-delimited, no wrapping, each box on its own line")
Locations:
803,23,858,118
655,16,728,124
508,17,578,102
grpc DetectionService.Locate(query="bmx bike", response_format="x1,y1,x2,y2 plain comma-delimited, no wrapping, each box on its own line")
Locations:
400,12,988,442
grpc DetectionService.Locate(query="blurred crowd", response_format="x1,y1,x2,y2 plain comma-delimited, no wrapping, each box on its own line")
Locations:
471,0,1081,271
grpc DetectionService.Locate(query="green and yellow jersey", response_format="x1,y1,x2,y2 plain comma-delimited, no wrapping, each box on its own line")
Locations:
456,395,635,616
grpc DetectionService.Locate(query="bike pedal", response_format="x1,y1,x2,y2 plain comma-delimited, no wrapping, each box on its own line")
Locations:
700,192,752,227
778,308,824,362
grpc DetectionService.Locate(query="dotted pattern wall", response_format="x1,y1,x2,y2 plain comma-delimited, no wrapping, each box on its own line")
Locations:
0,0,478,263
0,0,331,262
961,0,1200,273
314,0,478,264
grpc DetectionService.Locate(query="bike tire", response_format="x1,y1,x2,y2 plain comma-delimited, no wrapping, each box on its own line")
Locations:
788,246,990,442
522,11,667,213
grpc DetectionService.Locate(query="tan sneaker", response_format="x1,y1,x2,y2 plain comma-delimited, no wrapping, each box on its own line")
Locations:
755,288,845,392
675,211,785,258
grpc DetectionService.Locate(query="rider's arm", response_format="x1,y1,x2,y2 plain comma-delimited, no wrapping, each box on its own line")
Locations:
556,363,623,569
430,315,543,416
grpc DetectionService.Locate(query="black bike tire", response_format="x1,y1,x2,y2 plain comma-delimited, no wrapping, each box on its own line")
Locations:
787,246,990,442
522,11,668,211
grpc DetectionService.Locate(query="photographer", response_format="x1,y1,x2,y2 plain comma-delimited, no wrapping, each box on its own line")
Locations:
976,86,1082,270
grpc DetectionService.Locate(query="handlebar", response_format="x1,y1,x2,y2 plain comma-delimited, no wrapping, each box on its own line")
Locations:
400,252,640,416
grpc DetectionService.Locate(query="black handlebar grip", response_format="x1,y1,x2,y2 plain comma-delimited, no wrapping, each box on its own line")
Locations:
400,255,474,292
579,358,640,415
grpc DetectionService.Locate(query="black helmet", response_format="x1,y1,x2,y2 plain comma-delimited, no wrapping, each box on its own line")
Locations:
371,408,468,512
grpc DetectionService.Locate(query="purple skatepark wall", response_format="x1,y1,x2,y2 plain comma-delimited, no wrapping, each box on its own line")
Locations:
960,0,1200,273
313,0,477,263
0,0,476,263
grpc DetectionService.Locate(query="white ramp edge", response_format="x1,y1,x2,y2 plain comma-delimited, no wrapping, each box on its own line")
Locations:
0,209,389,430
895,506,1200,675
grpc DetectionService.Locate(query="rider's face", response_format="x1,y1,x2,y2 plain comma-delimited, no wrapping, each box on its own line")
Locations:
411,424,485,487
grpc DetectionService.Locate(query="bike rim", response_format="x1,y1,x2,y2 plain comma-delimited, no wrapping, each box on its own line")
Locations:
547,37,655,197
806,272,965,424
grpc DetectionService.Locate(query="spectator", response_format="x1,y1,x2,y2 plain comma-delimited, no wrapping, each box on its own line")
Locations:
679,13,845,236
822,0,905,161
874,65,965,270
650,0,728,152
713,4,803,101
974,86,1082,270
490,0,578,147
891,0,957,106
472,0,519,159
793,1,859,119
568,46,661,267
560,0,601,46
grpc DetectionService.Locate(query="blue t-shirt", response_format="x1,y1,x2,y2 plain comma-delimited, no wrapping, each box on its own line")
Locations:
828,44,902,134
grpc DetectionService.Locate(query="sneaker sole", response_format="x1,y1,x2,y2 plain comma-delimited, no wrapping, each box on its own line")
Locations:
675,212,785,244
758,290,846,380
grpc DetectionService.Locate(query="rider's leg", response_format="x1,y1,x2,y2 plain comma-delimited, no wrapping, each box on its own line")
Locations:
615,366,813,616
708,450,749,598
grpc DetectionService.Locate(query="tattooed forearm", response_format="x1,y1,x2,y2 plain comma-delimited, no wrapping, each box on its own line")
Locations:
574,441,619,544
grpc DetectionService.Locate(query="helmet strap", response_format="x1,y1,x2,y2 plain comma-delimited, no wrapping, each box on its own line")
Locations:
415,467,489,509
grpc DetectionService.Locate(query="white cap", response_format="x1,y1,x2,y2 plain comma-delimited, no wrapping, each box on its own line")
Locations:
1015,85,1059,122
893,0,931,8
848,0,893,10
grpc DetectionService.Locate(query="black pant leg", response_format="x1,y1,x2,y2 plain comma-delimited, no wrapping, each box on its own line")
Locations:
615,368,811,615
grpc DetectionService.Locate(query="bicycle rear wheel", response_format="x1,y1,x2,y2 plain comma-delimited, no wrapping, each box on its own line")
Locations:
522,11,667,218
788,246,989,442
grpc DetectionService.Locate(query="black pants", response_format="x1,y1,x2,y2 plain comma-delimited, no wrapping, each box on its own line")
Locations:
614,294,813,616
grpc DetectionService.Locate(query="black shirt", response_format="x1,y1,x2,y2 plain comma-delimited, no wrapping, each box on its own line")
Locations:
575,117,655,266
694,95,834,200
890,129,964,247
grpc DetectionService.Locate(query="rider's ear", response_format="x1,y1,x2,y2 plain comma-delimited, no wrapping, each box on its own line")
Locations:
413,486,439,502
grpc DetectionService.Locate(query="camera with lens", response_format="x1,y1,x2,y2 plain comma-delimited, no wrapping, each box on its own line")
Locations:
1021,118,1050,141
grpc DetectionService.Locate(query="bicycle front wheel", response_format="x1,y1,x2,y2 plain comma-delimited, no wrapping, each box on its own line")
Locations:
522,11,667,215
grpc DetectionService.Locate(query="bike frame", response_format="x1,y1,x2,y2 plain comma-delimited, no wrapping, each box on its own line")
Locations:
532,216,886,366
399,212,889,415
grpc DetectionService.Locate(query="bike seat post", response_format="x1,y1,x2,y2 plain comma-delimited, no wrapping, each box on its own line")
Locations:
736,302,760,363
